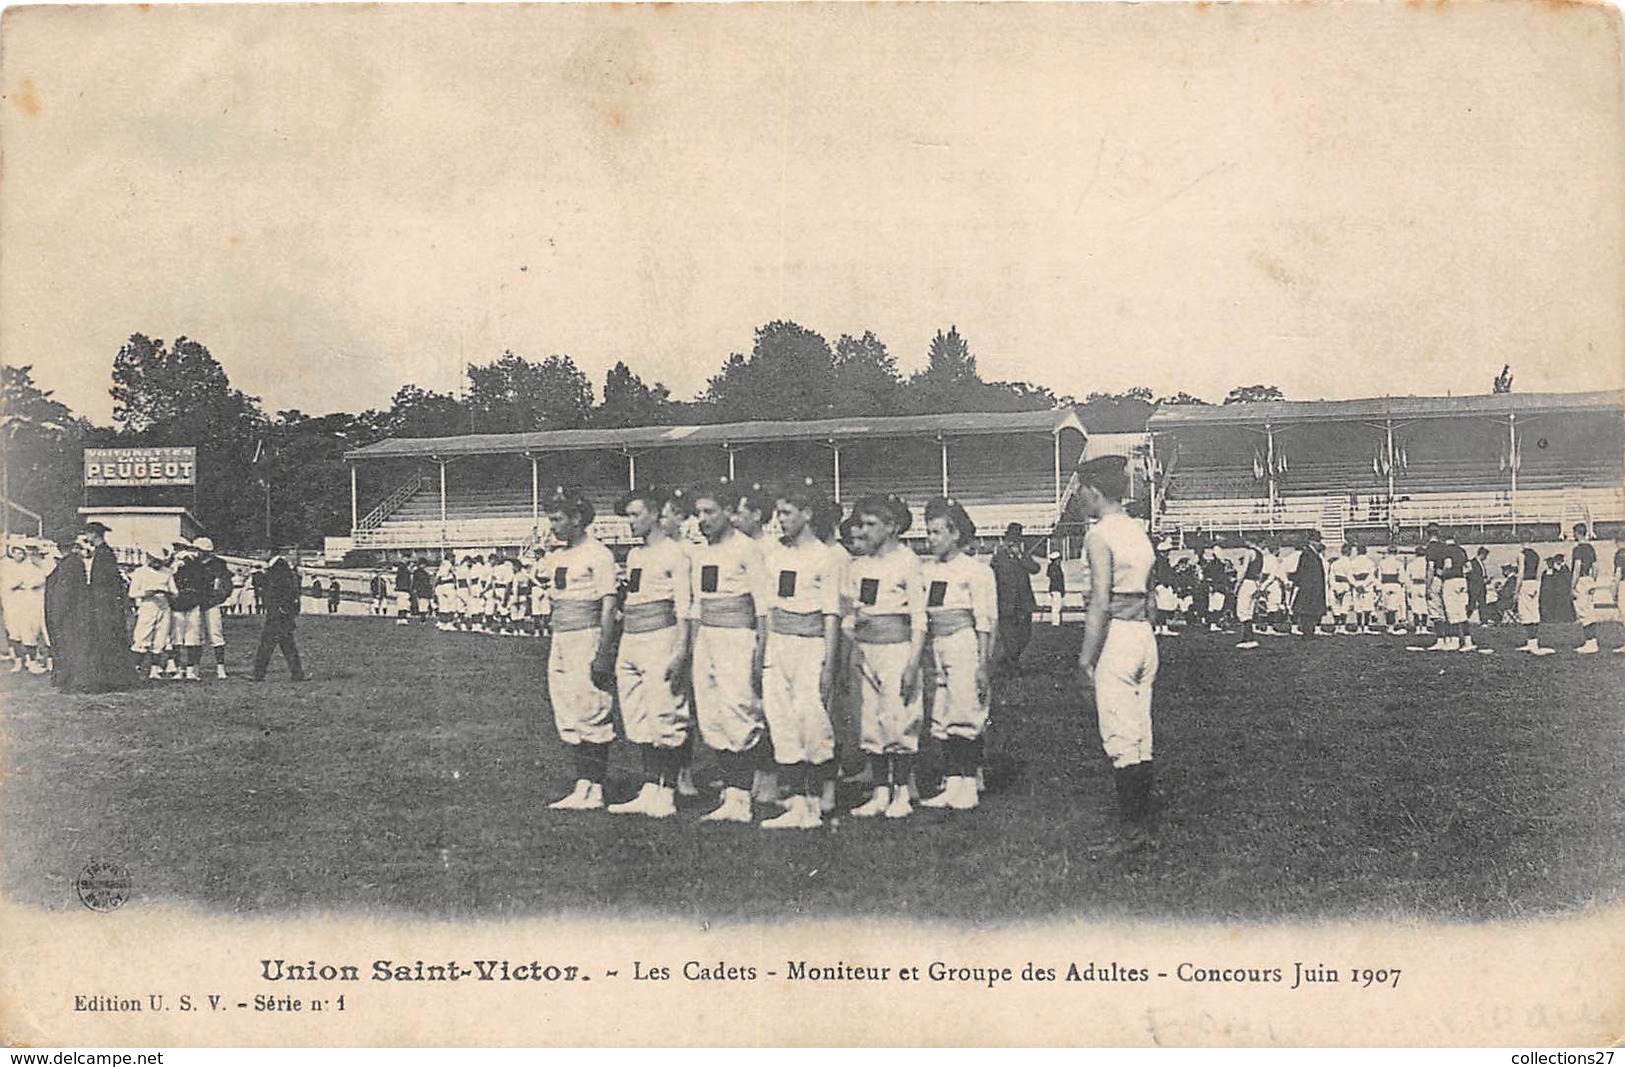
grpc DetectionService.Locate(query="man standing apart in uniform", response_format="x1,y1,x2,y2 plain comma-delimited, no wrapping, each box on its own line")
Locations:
1571,523,1601,654
1073,456,1159,858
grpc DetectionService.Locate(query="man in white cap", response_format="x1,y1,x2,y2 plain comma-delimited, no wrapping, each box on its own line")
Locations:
128,545,178,680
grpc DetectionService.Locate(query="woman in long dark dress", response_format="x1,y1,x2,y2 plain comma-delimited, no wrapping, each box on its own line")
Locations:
44,538,89,692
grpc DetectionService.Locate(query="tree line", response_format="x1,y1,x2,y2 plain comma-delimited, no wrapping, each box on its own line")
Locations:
2,321,1285,549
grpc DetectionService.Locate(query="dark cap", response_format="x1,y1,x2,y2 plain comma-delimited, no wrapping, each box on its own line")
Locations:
1074,454,1128,486
1305,528,1324,543
82,520,112,534
1073,454,1130,500
1004,522,1025,539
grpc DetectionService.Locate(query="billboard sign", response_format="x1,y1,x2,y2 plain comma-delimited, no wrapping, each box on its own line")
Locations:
84,447,198,487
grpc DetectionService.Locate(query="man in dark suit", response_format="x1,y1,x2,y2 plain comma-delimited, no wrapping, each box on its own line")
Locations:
1290,530,1327,639
989,521,1040,675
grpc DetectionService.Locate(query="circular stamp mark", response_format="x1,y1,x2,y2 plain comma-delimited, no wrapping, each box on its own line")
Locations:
74,860,131,912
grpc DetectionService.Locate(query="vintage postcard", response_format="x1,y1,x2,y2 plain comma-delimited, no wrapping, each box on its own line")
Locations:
1,0,1622,1048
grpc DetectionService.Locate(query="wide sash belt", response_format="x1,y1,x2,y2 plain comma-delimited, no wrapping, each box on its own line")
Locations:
552,600,602,632
1108,591,1151,623
769,608,827,638
853,613,912,644
699,594,757,629
622,600,678,633
926,609,976,638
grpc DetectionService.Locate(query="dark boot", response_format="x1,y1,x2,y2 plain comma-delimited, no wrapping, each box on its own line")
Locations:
1088,762,1156,859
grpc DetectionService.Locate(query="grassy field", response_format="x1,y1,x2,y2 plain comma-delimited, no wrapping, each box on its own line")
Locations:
3,614,1623,924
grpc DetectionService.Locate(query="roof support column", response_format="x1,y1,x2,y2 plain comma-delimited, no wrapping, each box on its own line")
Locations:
939,436,949,497
832,441,842,503
438,458,447,540
530,454,539,523
350,464,358,535
1053,430,1062,521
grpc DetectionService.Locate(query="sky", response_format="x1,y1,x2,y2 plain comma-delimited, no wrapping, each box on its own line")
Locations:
2,2,1623,425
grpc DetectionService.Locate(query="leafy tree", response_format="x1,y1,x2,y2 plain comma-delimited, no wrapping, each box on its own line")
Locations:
918,326,978,384
366,384,468,440
1493,365,1514,394
108,334,269,547
1086,386,1154,403
465,351,593,433
1223,384,1286,405
594,361,674,428
258,410,374,544
702,321,837,421
1,364,91,536
1157,391,1210,406
901,326,1060,414
831,331,903,416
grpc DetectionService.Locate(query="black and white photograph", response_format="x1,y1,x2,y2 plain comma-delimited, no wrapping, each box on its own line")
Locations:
1,0,1622,1049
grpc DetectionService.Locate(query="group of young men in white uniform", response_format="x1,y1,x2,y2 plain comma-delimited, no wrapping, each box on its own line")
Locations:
536,477,1007,831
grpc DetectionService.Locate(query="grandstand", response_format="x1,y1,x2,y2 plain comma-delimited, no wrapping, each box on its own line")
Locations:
343,410,1089,552
1147,390,1625,546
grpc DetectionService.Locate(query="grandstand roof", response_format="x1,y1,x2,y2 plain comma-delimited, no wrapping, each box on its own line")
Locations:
1147,390,1622,429
347,408,1087,462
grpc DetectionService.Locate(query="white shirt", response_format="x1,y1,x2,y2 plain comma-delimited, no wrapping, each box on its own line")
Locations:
919,552,998,632
758,537,842,617
1086,512,1153,595
624,538,690,607
547,537,618,605
845,544,927,630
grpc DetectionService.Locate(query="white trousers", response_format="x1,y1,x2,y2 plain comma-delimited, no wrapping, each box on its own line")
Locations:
1094,620,1158,769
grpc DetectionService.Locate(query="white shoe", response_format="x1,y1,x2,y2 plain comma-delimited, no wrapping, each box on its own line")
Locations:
761,796,810,829
850,786,891,818
1458,641,1476,653
1613,646,1625,654
1235,640,1259,650
1531,646,1556,657
395,618,410,626
919,782,955,809
549,779,596,811
148,665,163,680
24,660,46,674
820,778,836,814
701,787,752,823
644,785,677,819
1576,641,1599,655
10,659,23,674
184,666,200,680
608,783,655,815
884,785,913,819
216,664,228,680
676,766,699,798
975,767,986,794
947,776,980,811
